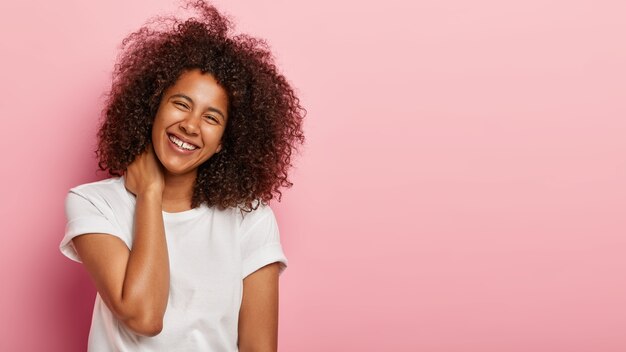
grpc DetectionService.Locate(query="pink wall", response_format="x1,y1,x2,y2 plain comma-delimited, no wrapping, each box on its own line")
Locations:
1,0,625,351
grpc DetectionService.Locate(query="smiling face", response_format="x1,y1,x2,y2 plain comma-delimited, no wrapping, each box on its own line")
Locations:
152,69,229,177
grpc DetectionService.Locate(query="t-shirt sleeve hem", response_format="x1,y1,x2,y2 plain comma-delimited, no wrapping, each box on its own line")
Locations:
242,242,288,280
60,215,129,263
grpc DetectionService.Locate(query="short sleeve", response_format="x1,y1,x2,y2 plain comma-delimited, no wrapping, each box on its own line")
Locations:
60,190,128,263
239,205,288,279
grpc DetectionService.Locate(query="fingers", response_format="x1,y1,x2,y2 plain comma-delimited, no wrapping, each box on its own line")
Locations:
125,144,165,196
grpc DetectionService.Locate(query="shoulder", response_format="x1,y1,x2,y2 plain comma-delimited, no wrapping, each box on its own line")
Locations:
234,201,281,242
236,201,287,279
214,201,278,236
237,201,276,227
69,177,125,199
65,177,129,215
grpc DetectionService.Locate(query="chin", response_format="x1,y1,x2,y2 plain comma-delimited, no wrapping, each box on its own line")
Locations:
165,167,196,177
158,160,195,176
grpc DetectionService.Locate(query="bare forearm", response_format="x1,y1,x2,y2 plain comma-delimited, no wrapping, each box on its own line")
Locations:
120,190,170,329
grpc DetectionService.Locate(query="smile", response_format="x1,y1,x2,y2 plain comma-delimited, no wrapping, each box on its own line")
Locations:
168,134,199,151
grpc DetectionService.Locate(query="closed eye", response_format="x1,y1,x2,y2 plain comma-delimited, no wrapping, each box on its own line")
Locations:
204,115,220,124
174,101,190,110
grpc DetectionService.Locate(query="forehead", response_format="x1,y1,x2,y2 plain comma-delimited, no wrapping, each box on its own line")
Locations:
166,69,228,107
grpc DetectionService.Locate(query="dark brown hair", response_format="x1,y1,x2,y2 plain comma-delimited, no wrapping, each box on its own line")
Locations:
96,0,305,211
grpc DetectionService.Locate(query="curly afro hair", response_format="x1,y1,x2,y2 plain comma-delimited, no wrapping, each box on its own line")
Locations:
96,0,305,211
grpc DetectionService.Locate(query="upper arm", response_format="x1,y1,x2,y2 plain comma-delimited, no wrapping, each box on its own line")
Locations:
63,190,132,318
72,233,131,319
62,189,165,336
238,262,281,352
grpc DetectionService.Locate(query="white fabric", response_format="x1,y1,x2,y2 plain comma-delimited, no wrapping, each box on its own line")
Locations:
60,177,287,352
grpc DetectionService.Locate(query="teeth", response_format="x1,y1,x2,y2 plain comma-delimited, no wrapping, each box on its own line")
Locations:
168,134,197,151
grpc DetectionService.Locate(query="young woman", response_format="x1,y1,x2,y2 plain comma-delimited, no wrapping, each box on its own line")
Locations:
59,2,305,351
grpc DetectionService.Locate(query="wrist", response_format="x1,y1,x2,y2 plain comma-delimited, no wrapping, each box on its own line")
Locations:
137,186,163,201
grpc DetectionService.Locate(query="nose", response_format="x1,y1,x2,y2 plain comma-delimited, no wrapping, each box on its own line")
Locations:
179,114,200,136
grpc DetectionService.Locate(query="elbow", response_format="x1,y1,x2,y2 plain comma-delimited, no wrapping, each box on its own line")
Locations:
109,299,166,337
135,322,164,337
238,340,277,352
124,315,164,337
239,346,276,352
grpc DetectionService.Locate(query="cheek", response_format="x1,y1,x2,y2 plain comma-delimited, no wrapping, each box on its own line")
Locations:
150,117,167,163
151,122,161,145
202,127,225,143
151,109,170,140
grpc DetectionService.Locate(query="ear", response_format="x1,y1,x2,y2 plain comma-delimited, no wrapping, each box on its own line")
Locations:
216,143,223,153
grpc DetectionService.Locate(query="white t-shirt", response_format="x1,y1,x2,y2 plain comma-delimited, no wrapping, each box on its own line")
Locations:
60,177,287,352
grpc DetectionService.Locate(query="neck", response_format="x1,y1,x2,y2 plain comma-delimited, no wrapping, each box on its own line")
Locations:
162,170,197,212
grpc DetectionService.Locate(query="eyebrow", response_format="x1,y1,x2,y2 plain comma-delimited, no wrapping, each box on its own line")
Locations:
169,93,227,121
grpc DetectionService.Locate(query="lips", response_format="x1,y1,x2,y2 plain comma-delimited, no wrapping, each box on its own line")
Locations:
167,133,199,151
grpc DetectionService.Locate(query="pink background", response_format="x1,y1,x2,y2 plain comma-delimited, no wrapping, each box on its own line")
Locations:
1,0,625,351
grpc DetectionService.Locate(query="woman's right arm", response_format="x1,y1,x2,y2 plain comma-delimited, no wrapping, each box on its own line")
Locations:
72,146,170,337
